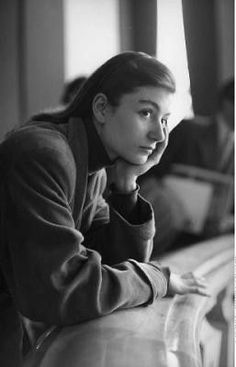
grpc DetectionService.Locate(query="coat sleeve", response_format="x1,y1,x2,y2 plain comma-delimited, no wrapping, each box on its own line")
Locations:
83,169,156,264
2,143,168,326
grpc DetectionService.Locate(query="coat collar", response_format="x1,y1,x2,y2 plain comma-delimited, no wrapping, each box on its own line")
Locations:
66,116,113,227
67,117,88,228
67,117,112,175
26,117,112,227
82,117,113,174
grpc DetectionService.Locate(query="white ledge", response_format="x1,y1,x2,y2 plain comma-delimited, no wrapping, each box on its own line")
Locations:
24,234,234,367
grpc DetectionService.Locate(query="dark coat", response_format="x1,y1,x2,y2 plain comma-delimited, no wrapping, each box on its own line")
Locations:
0,117,168,365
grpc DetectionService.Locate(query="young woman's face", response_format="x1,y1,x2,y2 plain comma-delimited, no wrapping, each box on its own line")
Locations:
98,86,174,165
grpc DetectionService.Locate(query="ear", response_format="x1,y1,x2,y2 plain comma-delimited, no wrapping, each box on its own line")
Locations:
92,93,109,124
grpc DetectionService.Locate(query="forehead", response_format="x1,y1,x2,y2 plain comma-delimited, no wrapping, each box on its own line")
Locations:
119,86,174,109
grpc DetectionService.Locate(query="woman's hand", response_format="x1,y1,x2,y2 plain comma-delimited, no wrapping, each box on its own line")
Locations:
111,124,169,193
168,272,210,297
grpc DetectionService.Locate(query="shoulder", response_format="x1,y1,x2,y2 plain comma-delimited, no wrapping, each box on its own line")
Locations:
1,123,77,191
5,123,68,150
2,123,74,164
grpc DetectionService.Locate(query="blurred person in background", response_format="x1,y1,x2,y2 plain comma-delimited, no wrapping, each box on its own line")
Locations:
60,76,87,105
139,79,234,255
154,79,234,175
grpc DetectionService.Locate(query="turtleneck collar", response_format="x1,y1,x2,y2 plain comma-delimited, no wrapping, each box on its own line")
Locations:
83,117,113,174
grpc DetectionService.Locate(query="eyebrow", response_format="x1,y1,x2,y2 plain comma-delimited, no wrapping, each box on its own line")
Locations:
138,99,170,116
139,99,159,109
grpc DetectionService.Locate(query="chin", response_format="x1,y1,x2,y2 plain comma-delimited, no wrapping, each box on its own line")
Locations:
127,155,148,165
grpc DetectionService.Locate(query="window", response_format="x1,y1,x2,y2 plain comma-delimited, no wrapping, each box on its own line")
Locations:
63,0,120,80
157,0,193,130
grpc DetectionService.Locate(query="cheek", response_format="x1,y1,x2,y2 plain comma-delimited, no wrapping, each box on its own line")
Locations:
107,123,124,143
106,113,142,151
103,124,125,156
117,120,140,140
108,120,129,144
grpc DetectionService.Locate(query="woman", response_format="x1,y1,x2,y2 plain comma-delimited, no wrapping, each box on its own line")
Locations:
0,52,208,365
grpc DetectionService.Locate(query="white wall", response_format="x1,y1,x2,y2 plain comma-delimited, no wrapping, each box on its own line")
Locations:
63,0,120,80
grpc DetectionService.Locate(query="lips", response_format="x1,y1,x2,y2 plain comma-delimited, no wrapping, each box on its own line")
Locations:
140,146,154,153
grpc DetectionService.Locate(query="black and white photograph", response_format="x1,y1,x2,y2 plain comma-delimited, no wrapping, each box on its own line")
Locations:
0,1,234,366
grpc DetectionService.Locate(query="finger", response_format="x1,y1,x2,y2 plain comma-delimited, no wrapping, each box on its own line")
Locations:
164,122,169,144
188,285,211,297
196,288,211,297
195,281,208,289
195,277,208,285
189,275,208,284
147,148,162,167
181,271,195,279
159,124,169,150
185,280,207,289
191,273,207,281
181,272,194,280
149,134,168,166
182,273,207,285
196,276,207,282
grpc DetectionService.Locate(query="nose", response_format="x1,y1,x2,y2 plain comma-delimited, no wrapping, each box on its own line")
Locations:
148,118,165,143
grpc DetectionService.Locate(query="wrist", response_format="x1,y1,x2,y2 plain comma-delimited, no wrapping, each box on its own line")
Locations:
111,181,137,194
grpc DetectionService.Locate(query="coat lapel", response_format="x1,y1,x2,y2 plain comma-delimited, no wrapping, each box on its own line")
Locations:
67,117,88,229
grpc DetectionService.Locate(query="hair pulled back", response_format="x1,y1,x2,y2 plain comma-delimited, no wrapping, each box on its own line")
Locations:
32,51,176,123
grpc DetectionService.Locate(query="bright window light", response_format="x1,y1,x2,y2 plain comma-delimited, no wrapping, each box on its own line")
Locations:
157,0,193,130
63,0,120,81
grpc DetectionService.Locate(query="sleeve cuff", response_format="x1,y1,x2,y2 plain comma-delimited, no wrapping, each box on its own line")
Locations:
108,184,141,224
129,260,169,305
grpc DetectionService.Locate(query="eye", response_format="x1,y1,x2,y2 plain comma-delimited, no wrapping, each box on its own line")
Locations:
139,109,153,118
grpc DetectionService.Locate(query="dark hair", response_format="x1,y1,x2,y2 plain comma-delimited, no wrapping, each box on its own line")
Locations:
32,51,176,123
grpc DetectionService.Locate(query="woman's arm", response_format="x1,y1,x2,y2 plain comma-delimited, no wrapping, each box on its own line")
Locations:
1,140,168,326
